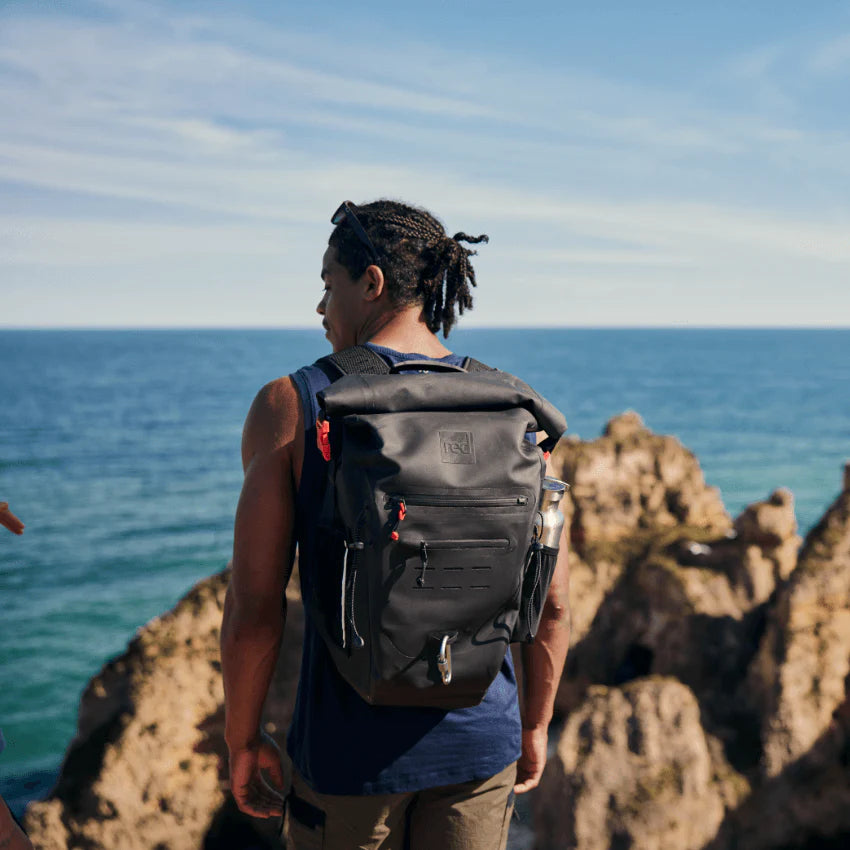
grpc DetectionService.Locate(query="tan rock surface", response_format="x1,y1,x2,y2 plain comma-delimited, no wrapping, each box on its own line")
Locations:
733,488,799,582
706,712,850,850
552,411,731,554
535,678,747,850
746,467,850,778
557,489,801,752
24,567,304,850
550,411,737,713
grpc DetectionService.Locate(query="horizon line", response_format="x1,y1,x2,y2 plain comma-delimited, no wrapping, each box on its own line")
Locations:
2,324,850,332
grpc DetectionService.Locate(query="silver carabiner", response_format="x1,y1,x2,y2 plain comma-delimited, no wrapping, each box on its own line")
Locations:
437,635,452,685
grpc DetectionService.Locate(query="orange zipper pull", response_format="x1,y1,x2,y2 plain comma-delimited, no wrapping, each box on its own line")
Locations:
389,498,406,541
316,418,331,461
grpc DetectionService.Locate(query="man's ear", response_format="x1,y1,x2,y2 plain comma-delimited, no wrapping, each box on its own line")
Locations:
361,264,385,302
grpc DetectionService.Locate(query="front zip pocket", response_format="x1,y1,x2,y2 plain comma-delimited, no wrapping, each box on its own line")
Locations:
420,539,511,549
387,494,528,508
384,493,531,543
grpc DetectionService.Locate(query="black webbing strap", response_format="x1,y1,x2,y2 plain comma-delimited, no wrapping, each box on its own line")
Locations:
318,347,495,379
315,345,392,380
461,356,495,373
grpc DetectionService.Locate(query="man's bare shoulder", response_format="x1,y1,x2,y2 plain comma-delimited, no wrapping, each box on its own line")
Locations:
242,377,303,470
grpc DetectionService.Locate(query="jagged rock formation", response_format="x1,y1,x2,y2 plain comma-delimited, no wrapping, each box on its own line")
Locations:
539,442,850,850
733,487,800,587
549,413,802,748
558,486,802,767
745,465,850,778
706,699,850,850
24,569,304,850
24,573,228,850
550,412,732,648
21,415,850,850
704,469,850,849
535,678,748,850
555,411,731,550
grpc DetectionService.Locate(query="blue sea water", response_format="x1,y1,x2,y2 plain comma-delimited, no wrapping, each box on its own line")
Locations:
1,327,849,815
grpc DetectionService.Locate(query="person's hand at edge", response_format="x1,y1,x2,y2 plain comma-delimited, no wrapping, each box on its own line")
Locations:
228,731,286,818
0,503,24,535
514,725,548,794
0,794,35,850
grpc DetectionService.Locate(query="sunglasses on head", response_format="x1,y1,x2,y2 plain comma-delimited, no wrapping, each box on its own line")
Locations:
331,201,380,265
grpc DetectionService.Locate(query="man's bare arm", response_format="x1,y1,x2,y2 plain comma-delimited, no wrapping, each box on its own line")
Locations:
515,523,571,794
220,377,302,816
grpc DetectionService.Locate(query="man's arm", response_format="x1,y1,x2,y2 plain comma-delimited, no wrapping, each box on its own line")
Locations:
220,377,302,818
515,521,571,794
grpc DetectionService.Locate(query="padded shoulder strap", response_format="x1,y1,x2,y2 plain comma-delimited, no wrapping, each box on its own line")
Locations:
461,356,495,372
319,347,489,379
316,345,391,380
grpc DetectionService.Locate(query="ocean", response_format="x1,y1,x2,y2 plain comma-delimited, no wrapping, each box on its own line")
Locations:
1,328,849,815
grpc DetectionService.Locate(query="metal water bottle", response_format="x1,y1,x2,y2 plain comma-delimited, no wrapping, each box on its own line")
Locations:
534,477,568,549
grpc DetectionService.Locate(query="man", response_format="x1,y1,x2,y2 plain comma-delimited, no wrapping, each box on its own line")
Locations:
221,200,570,849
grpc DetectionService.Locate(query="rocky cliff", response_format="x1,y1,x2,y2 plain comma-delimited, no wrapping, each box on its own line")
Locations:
535,678,747,850
539,417,849,850
24,571,304,850
23,415,850,850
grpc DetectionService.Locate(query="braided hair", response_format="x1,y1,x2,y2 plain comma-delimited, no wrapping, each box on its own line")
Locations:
328,199,488,337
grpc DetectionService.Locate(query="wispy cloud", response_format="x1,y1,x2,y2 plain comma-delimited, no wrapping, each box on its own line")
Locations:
2,0,849,327
0,216,292,265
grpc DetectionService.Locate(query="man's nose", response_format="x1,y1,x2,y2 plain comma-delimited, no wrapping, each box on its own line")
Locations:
316,295,326,315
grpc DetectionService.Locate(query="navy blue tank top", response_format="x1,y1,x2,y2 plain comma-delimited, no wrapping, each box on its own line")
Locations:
286,343,522,795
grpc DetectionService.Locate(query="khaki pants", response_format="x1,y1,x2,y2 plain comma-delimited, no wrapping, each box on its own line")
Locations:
282,762,517,850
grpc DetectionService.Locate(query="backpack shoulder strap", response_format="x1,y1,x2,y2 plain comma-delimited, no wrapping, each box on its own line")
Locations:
461,356,495,372
315,344,392,381
318,347,500,383
319,347,490,379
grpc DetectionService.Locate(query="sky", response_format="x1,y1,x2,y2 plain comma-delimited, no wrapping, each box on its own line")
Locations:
2,0,850,328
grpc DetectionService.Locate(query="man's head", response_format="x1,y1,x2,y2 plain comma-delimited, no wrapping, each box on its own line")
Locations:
323,199,488,344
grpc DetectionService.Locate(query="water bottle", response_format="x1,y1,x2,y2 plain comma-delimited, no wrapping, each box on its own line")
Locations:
534,477,568,549
516,476,570,643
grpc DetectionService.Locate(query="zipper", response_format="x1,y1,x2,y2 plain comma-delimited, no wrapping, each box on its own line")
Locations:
387,494,528,508
419,538,510,549
385,495,527,543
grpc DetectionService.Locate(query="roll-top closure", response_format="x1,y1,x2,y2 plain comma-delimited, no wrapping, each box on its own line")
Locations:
318,371,566,451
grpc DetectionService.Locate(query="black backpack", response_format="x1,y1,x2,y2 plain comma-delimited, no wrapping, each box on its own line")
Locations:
310,345,566,709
